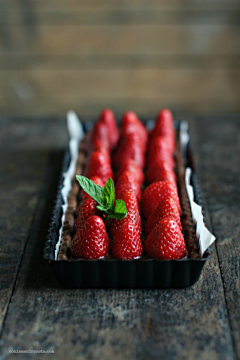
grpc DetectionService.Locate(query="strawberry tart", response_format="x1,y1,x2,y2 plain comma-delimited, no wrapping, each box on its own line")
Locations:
57,108,200,262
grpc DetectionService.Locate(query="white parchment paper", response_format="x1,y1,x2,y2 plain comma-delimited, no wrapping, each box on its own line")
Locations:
54,111,84,260
181,123,216,257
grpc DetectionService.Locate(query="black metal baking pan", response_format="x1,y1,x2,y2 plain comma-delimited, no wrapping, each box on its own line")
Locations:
43,122,210,289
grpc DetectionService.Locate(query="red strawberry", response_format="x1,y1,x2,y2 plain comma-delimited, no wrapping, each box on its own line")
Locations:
71,215,110,259
84,151,113,185
115,170,141,203
88,121,110,153
142,181,181,218
80,176,104,200
112,221,143,260
109,191,142,237
98,108,119,149
148,134,174,155
147,135,175,167
115,159,144,186
75,199,102,232
113,133,145,169
87,139,110,162
146,167,177,187
145,218,186,260
145,197,182,236
149,109,175,153
122,111,148,145
146,160,173,184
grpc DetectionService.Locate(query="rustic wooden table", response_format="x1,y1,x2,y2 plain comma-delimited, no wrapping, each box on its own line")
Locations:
0,115,239,360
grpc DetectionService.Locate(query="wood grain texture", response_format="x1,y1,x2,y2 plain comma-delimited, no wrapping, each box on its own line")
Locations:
1,0,240,11
0,68,239,116
0,116,239,360
1,24,240,55
0,54,239,70
189,115,240,359
1,9,240,26
0,1,239,116
0,118,67,337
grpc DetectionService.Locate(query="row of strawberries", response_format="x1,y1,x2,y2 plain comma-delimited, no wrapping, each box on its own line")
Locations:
141,110,187,260
70,109,187,261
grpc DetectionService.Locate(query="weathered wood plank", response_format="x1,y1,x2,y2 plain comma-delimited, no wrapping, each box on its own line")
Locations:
189,115,240,360
0,118,67,337
0,25,239,55
0,67,239,116
0,117,237,360
1,9,239,26
0,0,239,11
0,54,239,70
1,99,239,118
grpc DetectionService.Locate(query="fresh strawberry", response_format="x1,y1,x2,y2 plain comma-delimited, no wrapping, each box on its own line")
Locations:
112,221,143,260
113,133,145,169
148,134,174,154
87,139,110,162
109,191,141,237
75,199,102,232
84,151,113,185
145,217,186,260
88,121,110,153
146,167,177,187
115,170,141,203
149,109,175,153
71,215,110,259
122,111,148,145
145,197,182,236
115,159,144,186
98,108,119,149
147,135,175,167
146,160,173,184
80,176,104,200
142,181,181,218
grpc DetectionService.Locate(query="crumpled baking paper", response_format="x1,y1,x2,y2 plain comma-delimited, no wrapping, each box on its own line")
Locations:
180,123,216,258
55,111,84,260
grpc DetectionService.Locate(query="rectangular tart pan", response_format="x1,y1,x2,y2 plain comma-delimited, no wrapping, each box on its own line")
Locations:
43,122,210,289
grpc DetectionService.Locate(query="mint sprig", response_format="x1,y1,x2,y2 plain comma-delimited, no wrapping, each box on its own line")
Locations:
76,176,127,220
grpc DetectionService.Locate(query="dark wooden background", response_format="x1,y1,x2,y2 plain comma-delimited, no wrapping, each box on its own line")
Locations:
0,0,240,117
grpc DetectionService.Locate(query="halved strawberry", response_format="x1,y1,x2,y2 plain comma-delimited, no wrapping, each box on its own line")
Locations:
112,221,143,260
71,215,110,259
145,217,186,260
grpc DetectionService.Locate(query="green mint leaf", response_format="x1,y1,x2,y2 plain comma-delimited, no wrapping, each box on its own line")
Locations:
76,175,104,206
114,199,127,215
96,204,109,212
107,199,127,220
107,212,126,220
101,178,115,211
